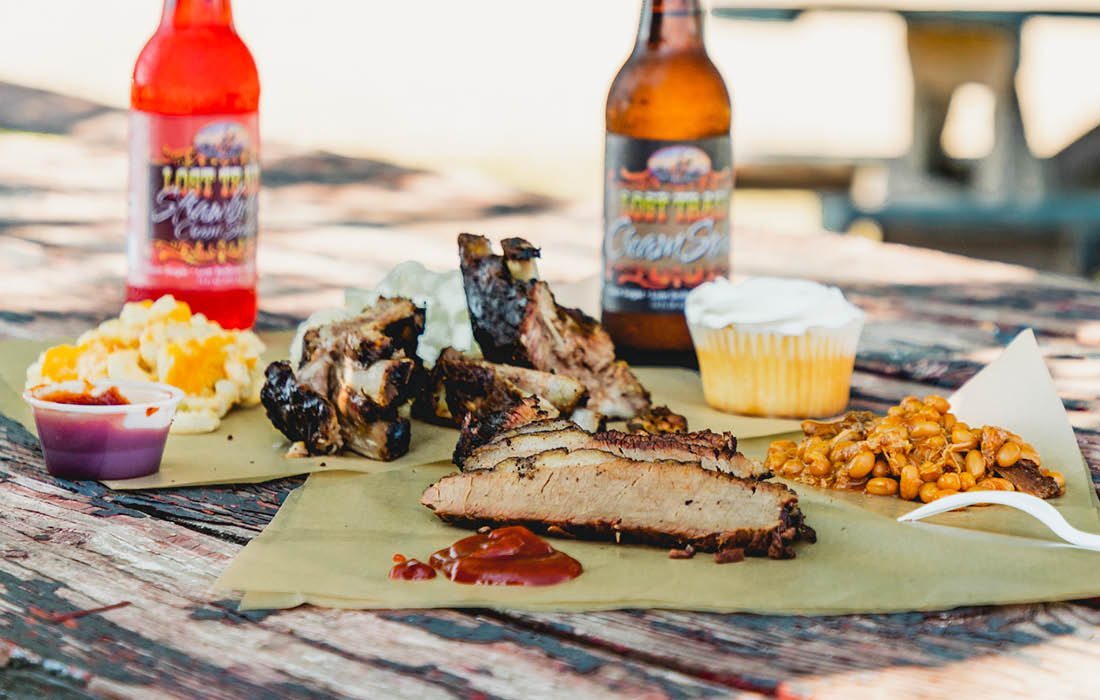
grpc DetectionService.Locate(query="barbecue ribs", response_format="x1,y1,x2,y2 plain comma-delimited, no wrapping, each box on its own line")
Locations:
458,233,651,419
261,297,424,460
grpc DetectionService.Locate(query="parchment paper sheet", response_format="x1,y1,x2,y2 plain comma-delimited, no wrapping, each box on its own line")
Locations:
0,332,800,489
217,331,1100,614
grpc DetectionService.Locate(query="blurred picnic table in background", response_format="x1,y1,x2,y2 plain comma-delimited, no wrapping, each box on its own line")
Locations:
4,81,1100,698
715,2,1100,276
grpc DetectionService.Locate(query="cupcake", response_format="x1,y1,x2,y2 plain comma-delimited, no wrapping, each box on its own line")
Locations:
685,277,864,418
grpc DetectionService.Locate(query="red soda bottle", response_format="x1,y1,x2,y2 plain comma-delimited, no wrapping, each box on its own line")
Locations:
127,0,260,329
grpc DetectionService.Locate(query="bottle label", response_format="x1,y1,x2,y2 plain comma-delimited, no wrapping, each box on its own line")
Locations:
127,111,260,290
602,134,732,314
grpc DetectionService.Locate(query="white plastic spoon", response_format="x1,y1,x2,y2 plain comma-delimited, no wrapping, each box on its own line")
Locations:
897,491,1100,552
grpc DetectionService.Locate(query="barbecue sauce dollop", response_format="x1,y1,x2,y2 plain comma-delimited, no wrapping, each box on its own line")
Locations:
388,554,437,581
428,526,582,586
38,387,131,406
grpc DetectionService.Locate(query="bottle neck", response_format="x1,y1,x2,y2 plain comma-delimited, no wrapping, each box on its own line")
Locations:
636,0,705,51
161,0,234,29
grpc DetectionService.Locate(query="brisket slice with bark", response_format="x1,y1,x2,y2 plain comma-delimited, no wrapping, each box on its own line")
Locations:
460,418,769,479
458,233,650,419
452,395,559,466
420,450,815,559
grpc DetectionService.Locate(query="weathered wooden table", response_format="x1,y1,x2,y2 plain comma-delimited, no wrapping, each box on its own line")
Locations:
3,85,1100,698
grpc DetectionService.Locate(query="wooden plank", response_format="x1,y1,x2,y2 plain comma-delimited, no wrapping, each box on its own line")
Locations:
0,417,748,699
495,604,1100,698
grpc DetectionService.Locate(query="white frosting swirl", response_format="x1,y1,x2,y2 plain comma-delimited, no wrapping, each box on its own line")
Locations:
684,277,863,334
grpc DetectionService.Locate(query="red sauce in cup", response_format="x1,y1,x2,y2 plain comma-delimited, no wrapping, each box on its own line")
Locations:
428,526,582,586
37,387,131,406
24,381,182,481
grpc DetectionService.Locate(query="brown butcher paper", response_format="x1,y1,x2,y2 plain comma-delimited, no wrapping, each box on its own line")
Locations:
216,331,1100,614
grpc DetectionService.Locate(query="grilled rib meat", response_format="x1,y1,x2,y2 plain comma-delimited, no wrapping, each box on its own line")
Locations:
519,281,650,418
417,347,586,425
458,233,532,365
341,413,411,462
299,297,424,369
458,234,651,419
460,418,767,478
262,297,425,461
261,361,343,455
420,450,815,559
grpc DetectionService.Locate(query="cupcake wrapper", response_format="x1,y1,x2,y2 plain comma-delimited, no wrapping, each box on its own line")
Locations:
689,319,863,418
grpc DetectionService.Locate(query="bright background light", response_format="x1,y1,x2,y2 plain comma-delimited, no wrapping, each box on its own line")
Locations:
1,1,1099,200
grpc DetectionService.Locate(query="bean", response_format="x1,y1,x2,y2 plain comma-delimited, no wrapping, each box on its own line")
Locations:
872,459,891,478
918,461,942,483
866,477,899,496
934,488,959,501
808,454,833,477
936,472,961,491
965,450,986,479
951,426,976,447
996,442,1021,468
911,421,941,439
942,412,957,430
925,396,951,414
959,472,976,491
976,477,1015,491
918,482,939,503
901,397,923,411
926,435,947,448
781,459,804,477
805,439,828,456
899,465,921,501
847,451,875,479
1020,446,1041,464
830,440,856,462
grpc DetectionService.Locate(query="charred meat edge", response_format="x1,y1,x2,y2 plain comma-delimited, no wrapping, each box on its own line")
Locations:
261,360,342,455
458,233,533,365
459,419,769,479
452,395,559,465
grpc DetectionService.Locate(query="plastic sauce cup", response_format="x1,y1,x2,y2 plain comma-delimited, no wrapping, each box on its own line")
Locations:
23,380,184,480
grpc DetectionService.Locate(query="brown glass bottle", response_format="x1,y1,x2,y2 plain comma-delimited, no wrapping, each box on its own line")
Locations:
602,0,732,364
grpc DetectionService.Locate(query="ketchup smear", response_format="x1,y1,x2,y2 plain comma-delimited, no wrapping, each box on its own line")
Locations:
38,387,130,406
388,554,436,581
430,526,582,586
